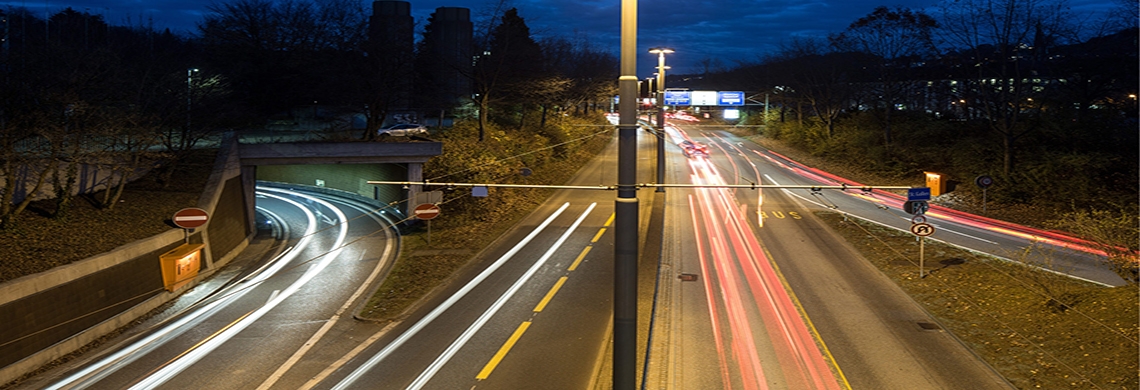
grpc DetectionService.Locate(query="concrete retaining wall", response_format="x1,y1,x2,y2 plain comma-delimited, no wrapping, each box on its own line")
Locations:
0,135,253,384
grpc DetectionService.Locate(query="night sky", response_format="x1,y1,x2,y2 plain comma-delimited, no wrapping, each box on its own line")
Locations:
0,0,1127,75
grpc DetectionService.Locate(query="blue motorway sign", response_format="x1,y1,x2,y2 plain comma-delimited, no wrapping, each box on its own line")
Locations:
907,187,932,201
663,90,691,106
717,91,745,106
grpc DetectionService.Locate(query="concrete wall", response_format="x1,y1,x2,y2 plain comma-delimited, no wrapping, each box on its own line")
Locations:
0,136,253,384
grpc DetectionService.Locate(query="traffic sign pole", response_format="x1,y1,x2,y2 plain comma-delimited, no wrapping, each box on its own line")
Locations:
909,222,935,278
920,237,925,278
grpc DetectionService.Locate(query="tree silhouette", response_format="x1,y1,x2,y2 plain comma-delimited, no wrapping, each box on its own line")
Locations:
831,6,938,149
938,0,1071,178
471,8,543,139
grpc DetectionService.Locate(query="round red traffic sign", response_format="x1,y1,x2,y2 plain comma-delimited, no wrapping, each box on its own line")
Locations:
413,203,441,220
172,207,210,229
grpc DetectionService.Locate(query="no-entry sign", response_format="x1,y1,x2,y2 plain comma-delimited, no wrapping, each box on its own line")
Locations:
413,203,441,220
172,207,210,229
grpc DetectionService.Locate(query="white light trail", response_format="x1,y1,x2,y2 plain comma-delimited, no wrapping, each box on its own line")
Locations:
407,203,597,389
331,203,573,390
127,189,349,390
44,191,320,390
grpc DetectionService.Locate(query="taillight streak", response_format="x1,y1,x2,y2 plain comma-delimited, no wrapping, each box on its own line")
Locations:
688,158,842,390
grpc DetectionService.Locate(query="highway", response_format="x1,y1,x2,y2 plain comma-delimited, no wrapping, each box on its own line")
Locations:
21,186,400,390
295,124,659,389
18,130,656,390
653,122,1014,389
19,118,1119,389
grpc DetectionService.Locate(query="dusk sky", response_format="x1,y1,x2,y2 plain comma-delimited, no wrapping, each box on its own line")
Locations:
0,0,1127,75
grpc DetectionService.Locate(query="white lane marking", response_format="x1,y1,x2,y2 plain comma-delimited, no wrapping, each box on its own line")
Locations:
330,203,573,390
407,203,597,390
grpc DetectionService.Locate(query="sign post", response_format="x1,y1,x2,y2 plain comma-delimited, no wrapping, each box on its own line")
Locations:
975,175,994,215
910,222,935,278
413,203,441,246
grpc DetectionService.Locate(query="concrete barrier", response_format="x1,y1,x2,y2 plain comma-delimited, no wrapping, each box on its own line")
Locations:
0,135,254,384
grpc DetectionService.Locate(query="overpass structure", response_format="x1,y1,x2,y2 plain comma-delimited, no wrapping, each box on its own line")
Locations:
238,140,442,220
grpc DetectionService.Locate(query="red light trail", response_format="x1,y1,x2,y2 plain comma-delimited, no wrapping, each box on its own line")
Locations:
685,155,842,390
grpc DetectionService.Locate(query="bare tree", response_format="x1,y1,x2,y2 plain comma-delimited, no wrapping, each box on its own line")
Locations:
831,6,938,149
770,38,868,139
938,0,1072,177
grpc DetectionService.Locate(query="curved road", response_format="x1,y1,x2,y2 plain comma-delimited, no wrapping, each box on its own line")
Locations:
21,186,399,390
20,119,1115,390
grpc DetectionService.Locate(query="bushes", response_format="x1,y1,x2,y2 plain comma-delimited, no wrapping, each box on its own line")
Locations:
758,109,1136,228
421,113,611,237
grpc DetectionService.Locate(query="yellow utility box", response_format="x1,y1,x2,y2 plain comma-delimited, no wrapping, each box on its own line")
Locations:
160,243,203,292
925,172,946,197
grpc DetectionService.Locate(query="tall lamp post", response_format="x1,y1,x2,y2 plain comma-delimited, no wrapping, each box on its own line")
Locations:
615,1,639,389
186,68,198,132
648,47,673,192
644,76,656,125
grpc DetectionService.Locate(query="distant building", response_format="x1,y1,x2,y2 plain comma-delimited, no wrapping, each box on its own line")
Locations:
422,7,473,107
368,1,415,110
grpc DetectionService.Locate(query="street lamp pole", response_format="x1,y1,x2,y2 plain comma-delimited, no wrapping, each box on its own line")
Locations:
186,68,198,133
615,1,639,389
648,48,673,193
644,77,655,125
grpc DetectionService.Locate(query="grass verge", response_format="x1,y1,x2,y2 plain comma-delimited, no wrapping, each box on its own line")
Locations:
817,211,1138,389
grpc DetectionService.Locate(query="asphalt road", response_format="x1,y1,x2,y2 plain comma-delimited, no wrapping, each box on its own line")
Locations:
650,122,1013,389
20,118,1113,390
21,186,399,390
300,123,660,389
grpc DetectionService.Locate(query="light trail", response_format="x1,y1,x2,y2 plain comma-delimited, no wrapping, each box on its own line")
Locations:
751,149,1112,257
128,189,350,389
45,189,324,390
686,154,842,390
330,203,572,390
407,203,597,389
689,194,735,389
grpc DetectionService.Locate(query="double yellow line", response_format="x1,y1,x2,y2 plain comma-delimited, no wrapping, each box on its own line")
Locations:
475,213,615,380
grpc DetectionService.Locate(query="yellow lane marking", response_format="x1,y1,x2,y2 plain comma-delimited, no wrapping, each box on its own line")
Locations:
591,228,606,243
759,210,804,219
569,247,592,271
534,277,569,312
763,246,853,390
473,215,613,382
476,321,532,380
